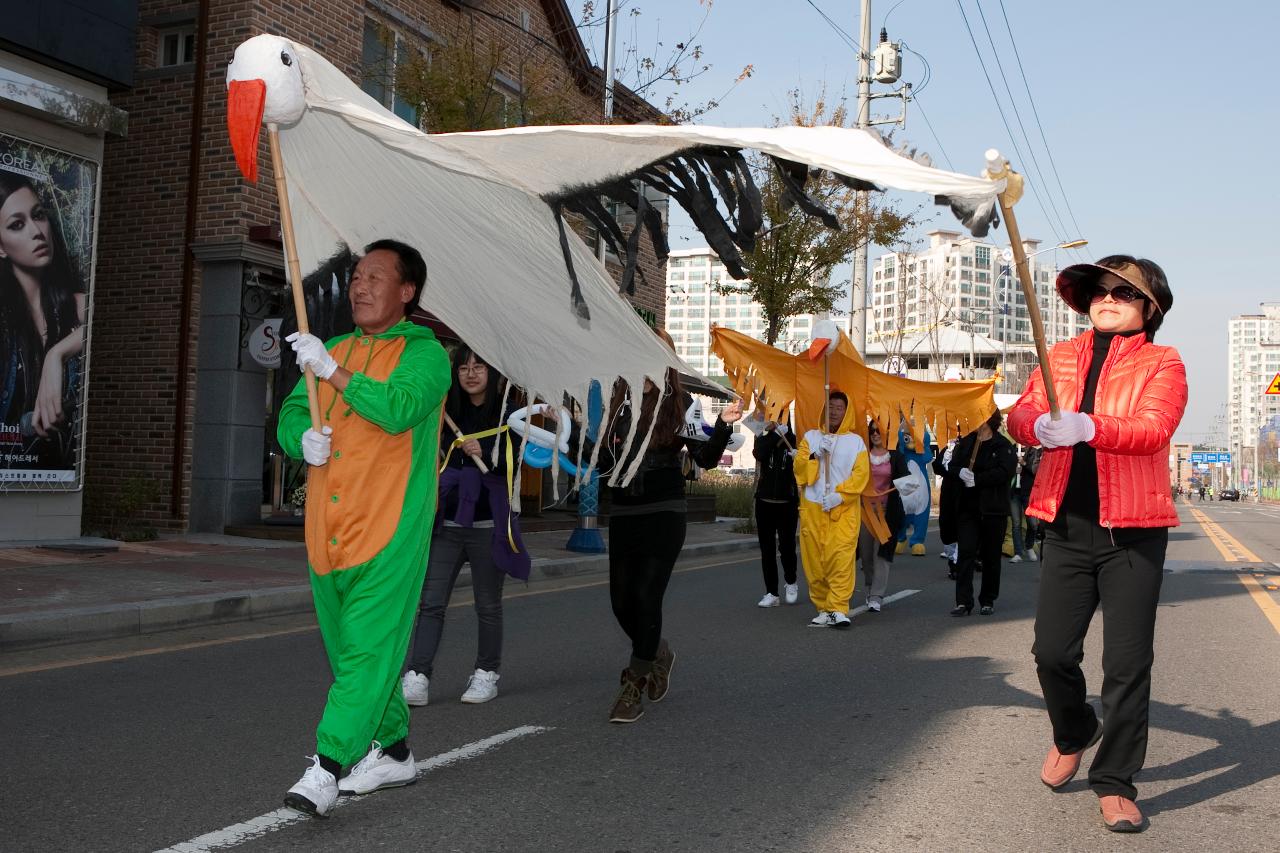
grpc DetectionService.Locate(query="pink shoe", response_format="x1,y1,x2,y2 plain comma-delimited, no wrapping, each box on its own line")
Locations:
1099,795,1147,832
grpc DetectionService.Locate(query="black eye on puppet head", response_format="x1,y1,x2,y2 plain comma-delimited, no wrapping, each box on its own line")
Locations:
280,51,293,66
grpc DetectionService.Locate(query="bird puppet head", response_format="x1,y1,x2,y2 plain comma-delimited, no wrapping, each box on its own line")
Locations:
226,35,307,182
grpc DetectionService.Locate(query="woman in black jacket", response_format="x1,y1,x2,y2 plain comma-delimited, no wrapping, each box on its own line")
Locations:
857,419,910,612
570,370,742,723
752,418,800,607
946,410,1016,616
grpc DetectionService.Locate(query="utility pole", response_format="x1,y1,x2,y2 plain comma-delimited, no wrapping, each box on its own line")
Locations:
849,0,872,355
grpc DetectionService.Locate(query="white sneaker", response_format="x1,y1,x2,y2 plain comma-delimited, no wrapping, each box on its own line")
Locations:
757,592,781,608
831,611,852,629
867,598,882,613
1025,549,1039,562
460,668,500,704
784,583,799,605
1010,554,1023,563
284,755,338,817
808,611,832,627
337,741,417,795
402,670,429,706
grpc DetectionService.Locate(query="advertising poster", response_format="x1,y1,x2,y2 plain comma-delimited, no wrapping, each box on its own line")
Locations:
0,132,97,488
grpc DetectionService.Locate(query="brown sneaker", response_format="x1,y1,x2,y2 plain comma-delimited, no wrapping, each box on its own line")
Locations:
608,668,647,724
647,641,675,702
1040,723,1103,788
1099,796,1147,832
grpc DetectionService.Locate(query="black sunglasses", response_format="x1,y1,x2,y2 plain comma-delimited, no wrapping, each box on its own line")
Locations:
1088,283,1145,304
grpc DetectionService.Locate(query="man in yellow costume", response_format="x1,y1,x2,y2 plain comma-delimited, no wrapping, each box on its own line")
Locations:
277,239,451,817
795,390,869,629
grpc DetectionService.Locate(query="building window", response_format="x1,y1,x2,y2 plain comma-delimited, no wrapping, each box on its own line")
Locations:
360,18,421,127
158,28,196,67
975,246,991,266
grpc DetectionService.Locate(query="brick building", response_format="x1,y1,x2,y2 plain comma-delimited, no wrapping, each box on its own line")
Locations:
1,1,669,542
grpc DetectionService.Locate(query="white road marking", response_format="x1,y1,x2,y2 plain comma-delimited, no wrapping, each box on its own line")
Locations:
154,725,551,852
849,588,921,616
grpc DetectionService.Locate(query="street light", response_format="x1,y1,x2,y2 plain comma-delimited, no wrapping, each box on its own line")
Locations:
1001,239,1088,264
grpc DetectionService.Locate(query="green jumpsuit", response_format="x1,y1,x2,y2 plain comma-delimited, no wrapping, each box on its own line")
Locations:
278,320,450,766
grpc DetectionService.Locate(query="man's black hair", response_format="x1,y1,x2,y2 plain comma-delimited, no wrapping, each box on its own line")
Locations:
364,239,427,316
829,391,849,406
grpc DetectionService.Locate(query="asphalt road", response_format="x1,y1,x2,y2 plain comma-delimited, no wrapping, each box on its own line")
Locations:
3,501,1278,852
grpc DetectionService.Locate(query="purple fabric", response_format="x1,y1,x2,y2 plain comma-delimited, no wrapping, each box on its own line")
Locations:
437,466,531,580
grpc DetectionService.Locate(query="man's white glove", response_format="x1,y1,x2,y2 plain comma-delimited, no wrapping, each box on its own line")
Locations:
819,434,836,455
959,467,976,488
1034,411,1096,449
286,332,338,380
821,492,842,512
301,425,333,466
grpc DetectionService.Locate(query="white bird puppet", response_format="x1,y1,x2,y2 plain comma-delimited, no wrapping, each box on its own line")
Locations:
225,34,1003,456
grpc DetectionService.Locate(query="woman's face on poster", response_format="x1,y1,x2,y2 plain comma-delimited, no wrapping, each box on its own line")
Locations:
0,186,53,273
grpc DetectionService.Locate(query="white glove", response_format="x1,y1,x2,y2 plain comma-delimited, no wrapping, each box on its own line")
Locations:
896,477,919,496
959,467,976,488
286,332,338,380
301,426,333,466
819,434,836,455
1034,411,1096,449
771,422,789,438
821,492,842,512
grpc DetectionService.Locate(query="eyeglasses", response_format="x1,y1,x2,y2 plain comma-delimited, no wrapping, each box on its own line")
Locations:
1088,283,1145,304
457,363,488,375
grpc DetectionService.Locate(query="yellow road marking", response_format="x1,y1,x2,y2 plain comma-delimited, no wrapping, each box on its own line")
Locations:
1189,507,1277,638
0,554,752,677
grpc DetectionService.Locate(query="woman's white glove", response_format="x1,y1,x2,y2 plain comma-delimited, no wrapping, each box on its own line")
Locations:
1034,412,1096,449
959,467,976,488
821,492,842,511
301,425,333,466
287,332,338,380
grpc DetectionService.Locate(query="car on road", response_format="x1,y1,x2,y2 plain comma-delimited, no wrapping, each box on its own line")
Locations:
1218,488,1241,501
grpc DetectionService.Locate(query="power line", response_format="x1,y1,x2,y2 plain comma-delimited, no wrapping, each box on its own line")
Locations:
971,0,1077,258
996,0,1087,246
952,0,1072,254
802,0,863,56
911,94,954,170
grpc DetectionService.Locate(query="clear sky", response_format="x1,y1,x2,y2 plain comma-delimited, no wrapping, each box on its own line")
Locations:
579,0,1280,445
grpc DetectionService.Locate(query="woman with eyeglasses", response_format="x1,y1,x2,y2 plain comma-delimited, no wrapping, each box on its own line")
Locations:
402,344,529,708
1007,256,1186,834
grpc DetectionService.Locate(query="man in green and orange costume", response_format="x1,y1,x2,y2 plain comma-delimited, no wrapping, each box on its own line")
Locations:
277,239,450,817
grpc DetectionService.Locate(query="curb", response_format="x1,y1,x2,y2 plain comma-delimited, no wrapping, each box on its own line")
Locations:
0,538,757,652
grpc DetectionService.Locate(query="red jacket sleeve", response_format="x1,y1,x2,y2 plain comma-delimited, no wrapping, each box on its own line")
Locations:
1008,366,1049,447
1088,347,1188,456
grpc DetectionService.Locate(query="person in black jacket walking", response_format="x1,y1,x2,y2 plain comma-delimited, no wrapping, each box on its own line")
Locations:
946,410,1016,616
752,418,800,607
933,437,960,579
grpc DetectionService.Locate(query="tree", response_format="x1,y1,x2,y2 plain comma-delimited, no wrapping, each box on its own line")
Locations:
721,88,916,346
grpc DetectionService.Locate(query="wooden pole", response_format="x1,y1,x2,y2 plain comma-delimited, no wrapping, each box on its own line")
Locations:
985,150,1061,420
442,411,490,474
268,123,323,433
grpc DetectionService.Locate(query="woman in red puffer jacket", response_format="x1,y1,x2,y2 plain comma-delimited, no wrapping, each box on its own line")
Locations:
1007,255,1186,835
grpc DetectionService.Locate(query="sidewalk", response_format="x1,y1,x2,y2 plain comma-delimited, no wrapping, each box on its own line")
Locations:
0,521,757,651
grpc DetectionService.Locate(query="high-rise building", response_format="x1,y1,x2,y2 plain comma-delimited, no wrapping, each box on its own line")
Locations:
870,230,1089,348
664,247,818,379
1228,303,1280,488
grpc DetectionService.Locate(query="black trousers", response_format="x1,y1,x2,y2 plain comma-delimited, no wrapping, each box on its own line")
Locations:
608,511,686,666
755,498,798,595
1033,514,1167,800
955,510,1006,608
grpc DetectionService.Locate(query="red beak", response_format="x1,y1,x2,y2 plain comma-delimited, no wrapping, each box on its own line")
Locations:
807,338,832,362
227,79,267,183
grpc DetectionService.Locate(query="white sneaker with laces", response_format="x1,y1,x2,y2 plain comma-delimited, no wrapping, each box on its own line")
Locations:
460,668,500,704
284,755,339,817
757,592,781,608
402,670,429,706
784,583,799,605
867,598,882,613
337,741,417,795
1025,550,1039,562
1010,554,1023,563
809,611,832,627
831,611,852,629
